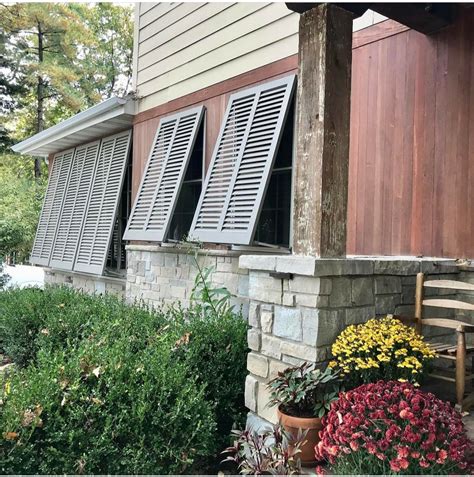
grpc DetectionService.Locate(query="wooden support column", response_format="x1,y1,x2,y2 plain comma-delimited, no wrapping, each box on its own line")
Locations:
292,4,353,257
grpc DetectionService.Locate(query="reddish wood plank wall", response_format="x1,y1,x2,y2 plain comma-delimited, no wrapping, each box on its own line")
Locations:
133,14,474,258
132,56,298,200
348,11,474,258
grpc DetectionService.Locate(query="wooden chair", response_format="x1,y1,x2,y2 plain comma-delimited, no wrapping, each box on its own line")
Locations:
409,272,474,411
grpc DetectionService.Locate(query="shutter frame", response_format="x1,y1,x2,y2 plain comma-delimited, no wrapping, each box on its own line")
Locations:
189,74,296,245
123,105,204,242
74,130,132,275
49,140,100,271
30,148,75,266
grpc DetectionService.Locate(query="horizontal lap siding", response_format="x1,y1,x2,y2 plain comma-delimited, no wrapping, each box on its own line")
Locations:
135,3,299,112
348,11,474,258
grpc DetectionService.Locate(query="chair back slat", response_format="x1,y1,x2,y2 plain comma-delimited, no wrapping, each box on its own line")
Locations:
424,279,474,292
422,298,474,311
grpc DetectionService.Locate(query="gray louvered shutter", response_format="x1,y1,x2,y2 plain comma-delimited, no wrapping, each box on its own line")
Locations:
124,106,204,242
74,130,131,275
189,75,295,244
30,149,74,266
49,140,100,270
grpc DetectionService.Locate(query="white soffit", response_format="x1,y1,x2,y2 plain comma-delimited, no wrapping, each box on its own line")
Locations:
12,96,136,157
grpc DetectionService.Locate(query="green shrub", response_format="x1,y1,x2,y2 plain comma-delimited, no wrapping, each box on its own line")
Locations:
171,304,248,454
0,286,165,367
0,263,9,289
1,340,216,474
0,277,248,473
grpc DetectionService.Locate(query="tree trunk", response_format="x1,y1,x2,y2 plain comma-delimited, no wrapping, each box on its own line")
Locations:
35,21,45,178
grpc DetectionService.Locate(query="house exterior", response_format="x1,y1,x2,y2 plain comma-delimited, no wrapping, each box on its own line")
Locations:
12,3,474,428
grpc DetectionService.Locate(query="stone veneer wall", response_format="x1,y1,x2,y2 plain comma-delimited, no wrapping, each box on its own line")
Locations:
44,268,126,297
45,250,474,430
239,255,462,427
125,245,250,314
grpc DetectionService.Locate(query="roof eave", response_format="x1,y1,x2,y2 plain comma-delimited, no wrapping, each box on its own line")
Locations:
12,96,136,157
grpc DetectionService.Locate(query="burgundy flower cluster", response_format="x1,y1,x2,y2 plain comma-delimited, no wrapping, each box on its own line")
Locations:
315,381,472,474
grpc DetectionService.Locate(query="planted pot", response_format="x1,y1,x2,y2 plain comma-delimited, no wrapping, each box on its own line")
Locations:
277,406,323,466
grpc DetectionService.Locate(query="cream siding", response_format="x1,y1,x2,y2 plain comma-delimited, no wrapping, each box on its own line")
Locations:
134,2,386,113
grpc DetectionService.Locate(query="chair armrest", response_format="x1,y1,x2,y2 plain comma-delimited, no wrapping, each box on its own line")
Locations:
422,318,474,333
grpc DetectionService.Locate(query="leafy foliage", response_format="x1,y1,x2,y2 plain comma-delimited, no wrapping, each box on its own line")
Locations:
1,338,215,474
0,153,46,261
223,425,304,475
0,281,248,474
0,263,9,289
171,305,248,455
1,3,133,146
189,249,235,316
267,362,341,418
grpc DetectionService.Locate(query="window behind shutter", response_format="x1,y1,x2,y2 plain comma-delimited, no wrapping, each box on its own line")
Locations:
30,149,74,266
124,106,204,242
74,130,132,275
189,74,296,245
49,140,100,270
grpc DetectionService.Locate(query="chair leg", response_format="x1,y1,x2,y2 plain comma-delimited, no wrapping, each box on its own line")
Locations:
456,331,466,411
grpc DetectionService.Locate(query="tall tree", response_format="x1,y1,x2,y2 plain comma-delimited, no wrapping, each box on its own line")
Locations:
1,2,133,176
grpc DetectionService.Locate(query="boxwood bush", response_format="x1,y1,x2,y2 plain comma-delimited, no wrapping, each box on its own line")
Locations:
0,279,248,474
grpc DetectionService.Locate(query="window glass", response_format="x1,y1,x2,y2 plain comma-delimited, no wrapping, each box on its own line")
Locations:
107,147,132,272
169,120,204,241
254,98,294,247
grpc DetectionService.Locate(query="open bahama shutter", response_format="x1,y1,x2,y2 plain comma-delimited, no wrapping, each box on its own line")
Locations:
49,140,100,271
189,74,296,245
30,148,74,266
74,130,132,275
123,105,204,242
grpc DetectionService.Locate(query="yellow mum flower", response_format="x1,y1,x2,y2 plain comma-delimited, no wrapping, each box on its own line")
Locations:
330,316,435,384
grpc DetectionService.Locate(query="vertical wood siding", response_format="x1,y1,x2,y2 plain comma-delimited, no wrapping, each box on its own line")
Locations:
347,11,474,258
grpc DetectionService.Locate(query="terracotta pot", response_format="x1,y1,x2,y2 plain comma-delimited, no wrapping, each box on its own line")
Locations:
277,407,323,466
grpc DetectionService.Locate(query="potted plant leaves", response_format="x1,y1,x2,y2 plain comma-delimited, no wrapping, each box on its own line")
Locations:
222,424,305,475
267,362,341,465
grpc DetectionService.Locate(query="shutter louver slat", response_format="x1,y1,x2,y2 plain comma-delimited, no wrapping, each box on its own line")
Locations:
73,130,131,275
49,141,100,270
123,105,204,242
189,75,296,244
30,149,75,266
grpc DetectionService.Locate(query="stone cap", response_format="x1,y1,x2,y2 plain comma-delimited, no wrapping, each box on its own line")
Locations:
238,255,460,277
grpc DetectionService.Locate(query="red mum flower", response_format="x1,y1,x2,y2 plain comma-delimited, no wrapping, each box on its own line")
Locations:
398,458,409,470
316,381,470,474
419,458,430,468
378,439,389,451
389,459,401,472
366,442,377,455
315,465,326,476
349,440,359,451
437,449,448,464
399,408,414,420
397,446,410,458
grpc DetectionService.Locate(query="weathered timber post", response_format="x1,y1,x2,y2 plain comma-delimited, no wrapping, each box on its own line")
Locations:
292,4,353,257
